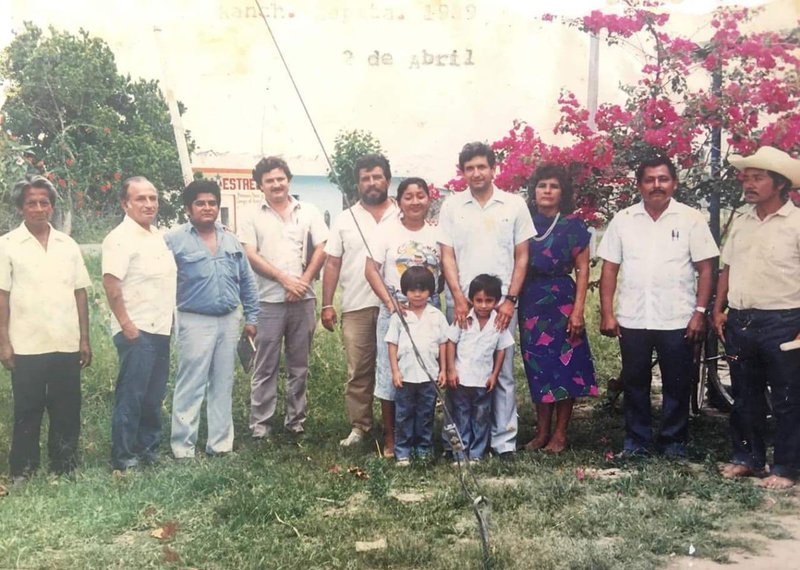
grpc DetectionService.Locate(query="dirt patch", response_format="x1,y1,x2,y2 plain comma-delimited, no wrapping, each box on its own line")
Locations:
668,514,800,569
482,477,524,488
389,489,432,504
320,491,369,517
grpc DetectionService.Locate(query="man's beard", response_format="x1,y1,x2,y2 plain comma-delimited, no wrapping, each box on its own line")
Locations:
361,189,388,206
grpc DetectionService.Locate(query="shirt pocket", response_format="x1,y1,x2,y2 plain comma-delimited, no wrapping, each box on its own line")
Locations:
178,251,211,281
223,250,243,282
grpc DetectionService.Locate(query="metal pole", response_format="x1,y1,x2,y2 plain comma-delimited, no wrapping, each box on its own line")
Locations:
153,26,194,185
587,34,600,130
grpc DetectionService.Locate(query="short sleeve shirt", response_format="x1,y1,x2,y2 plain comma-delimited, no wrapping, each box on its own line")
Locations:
0,223,92,355
438,186,534,296
447,309,515,388
238,197,329,303
385,304,449,384
325,201,398,313
721,201,800,310
102,216,177,335
370,217,443,298
596,199,719,330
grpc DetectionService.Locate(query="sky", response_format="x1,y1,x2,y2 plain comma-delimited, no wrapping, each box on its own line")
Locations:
4,0,796,184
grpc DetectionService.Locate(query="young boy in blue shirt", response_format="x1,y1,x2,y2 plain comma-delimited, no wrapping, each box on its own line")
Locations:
385,266,449,466
446,274,515,463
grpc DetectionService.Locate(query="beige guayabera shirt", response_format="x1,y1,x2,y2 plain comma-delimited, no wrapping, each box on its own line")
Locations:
721,201,800,310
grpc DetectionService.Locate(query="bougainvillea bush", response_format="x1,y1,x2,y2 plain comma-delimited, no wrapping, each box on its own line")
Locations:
446,1,800,228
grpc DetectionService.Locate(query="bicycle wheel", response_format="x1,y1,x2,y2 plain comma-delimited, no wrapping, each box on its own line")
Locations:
705,336,734,411
690,342,706,415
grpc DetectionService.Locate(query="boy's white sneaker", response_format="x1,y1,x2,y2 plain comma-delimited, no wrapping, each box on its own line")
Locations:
396,458,410,467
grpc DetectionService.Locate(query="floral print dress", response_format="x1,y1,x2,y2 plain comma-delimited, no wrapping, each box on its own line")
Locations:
518,213,598,403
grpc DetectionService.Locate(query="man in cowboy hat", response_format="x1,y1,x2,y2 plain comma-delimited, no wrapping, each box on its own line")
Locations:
712,145,800,490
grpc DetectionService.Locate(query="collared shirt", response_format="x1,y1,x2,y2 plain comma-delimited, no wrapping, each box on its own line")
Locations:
325,200,399,313
447,309,515,388
0,223,91,355
721,201,800,310
370,217,443,298
165,222,259,324
597,199,719,330
238,197,329,303
385,304,449,384
438,185,535,296
102,215,177,335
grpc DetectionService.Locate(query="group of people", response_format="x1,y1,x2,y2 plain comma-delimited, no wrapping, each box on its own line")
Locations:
1,140,798,489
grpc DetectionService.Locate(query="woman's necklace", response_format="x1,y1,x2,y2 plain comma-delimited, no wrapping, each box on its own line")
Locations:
532,212,560,242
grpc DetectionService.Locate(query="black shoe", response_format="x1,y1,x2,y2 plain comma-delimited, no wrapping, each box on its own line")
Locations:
616,448,650,461
495,451,516,462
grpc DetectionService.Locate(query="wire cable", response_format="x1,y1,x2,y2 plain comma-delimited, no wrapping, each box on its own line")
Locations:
252,2,492,566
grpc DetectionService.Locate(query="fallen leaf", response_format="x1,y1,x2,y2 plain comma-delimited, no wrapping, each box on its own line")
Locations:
328,465,342,474
604,450,615,462
0,485,7,497
355,538,387,552
575,468,586,482
150,521,179,541
348,467,369,480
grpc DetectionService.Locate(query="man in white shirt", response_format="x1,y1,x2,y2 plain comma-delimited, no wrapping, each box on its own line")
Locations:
102,177,177,471
239,156,328,439
439,142,535,457
598,155,718,458
322,154,398,447
0,176,92,482
712,146,800,489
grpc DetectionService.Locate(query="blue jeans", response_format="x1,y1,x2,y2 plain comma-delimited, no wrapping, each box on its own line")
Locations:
619,327,692,455
394,381,437,461
726,308,800,479
111,331,171,470
171,310,239,457
451,386,492,461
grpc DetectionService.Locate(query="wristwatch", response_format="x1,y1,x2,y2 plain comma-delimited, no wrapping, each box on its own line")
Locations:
694,306,707,313
505,295,518,304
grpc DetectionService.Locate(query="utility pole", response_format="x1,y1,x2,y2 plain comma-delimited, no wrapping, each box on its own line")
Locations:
587,34,600,130
153,26,193,185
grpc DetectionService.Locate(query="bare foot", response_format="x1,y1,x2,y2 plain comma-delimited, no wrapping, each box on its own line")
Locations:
543,435,567,454
523,434,550,451
758,475,795,490
720,463,761,479
383,446,395,459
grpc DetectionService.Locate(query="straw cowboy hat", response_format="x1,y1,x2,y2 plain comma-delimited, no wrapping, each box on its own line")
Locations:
728,146,800,189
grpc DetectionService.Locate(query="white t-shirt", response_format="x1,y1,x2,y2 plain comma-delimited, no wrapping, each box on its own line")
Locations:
0,224,92,355
596,199,719,330
370,217,443,298
325,201,398,313
102,216,177,336
385,304,449,384
447,309,515,388
238,197,329,303
438,186,534,296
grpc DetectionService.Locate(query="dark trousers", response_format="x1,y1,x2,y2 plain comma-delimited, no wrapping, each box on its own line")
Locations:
619,327,693,453
9,352,81,477
394,381,437,461
451,386,492,461
111,331,170,470
726,308,800,479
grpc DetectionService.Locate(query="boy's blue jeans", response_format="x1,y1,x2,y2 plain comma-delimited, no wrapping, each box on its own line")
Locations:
451,385,492,461
394,381,437,461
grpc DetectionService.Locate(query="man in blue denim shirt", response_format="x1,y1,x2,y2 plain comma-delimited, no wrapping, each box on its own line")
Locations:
165,180,259,458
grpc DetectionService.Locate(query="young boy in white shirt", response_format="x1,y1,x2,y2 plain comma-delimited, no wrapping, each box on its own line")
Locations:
447,274,515,463
385,266,449,466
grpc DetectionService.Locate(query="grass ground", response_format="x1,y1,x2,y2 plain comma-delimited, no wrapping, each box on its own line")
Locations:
0,257,795,569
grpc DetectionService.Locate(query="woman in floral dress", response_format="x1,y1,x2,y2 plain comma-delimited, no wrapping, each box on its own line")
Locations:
519,164,598,453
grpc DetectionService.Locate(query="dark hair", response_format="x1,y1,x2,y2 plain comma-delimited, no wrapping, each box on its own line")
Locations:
13,175,57,209
528,164,575,214
397,177,430,200
252,156,292,185
119,176,150,201
354,154,391,182
400,265,435,296
635,155,677,185
458,142,496,171
766,171,792,197
468,274,502,301
183,179,221,207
